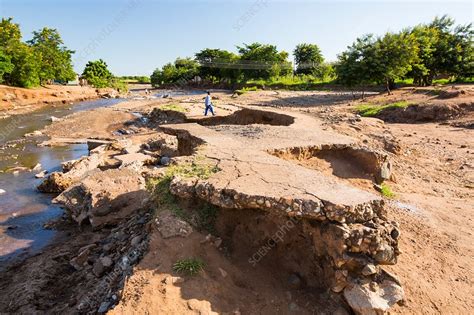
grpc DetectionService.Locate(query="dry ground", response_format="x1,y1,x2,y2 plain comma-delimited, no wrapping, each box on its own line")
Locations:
0,85,472,314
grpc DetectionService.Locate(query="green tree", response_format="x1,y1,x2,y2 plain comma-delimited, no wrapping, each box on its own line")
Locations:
293,43,324,75
0,49,14,83
0,18,41,87
27,27,76,83
82,59,113,88
150,57,199,87
336,32,418,93
195,48,241,83
237,43,292,79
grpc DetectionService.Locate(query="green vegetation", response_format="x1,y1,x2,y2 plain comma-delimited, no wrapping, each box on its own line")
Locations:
356,101,411,117
234,86,259,95
173,258,205,276
82,59,113,88
160,103,187,112
147,159,220,228
380,183,395,198
336,15,473,93
118,75,151,84
0,18,75,87
149,16,472,91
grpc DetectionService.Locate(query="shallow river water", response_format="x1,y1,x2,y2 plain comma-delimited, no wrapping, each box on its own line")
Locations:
0,98,123,265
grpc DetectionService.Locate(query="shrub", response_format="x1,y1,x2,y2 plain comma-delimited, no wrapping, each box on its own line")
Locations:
355,101,410,117
173,258,205,276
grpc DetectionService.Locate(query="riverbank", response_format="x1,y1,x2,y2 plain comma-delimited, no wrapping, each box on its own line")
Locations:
0,84,117,118
0,87,472,314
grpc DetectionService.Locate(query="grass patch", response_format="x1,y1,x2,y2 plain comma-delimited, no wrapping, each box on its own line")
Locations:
147,159,220,225
160,103,188,112
380,183,395,198
234,86,259,95
355,101,410,117
173,258,205,276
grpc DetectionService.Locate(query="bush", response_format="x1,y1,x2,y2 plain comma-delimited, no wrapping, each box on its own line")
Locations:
82,59,113,88
355,101,410,117
173,258,204,276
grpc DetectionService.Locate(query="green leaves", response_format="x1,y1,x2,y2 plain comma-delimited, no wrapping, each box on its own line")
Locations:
0,18,75,87
82,59,113,88
336,16,473,90
294,43,324,75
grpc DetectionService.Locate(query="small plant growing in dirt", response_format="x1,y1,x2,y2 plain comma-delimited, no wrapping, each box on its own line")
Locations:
160,103,188,112
173,258,205,276
196,204,219,234
147,157,220,220
356,101,410,117
380,183,395,198
234,86,259,95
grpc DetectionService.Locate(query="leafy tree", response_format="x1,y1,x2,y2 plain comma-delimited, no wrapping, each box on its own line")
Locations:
195,48,241,83
27,27,76,83
237,43,292,79
0,49,14,83
336,32,418,93
82,59,113,88
150,57,199,87
293,43,324,75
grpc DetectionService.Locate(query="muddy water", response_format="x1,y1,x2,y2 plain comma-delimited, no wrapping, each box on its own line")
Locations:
0,98,123,265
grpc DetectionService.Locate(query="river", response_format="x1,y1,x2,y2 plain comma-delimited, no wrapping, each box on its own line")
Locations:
0,98,124,265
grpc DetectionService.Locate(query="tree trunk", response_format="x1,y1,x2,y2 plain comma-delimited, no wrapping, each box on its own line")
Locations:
386,80,391,95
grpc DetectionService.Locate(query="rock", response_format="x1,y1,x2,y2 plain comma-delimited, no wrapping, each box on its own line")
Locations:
32,163,42,171
218,267,228,278
379,161,392,182
39,153,103,193
97,301,111,313
0,189,5,195
362,264,378,276
24,130,43,137
100,256,113,268
287,273,302,289
38,172,73,193
344,280,404,315
130,236,141,247
54,168,149,228
93,260,106,277
87,140,113,151
116,153,154,168
70,247,92,270
50,116,61,122
155,211,193,238
160,156,171,166
35,170,48,179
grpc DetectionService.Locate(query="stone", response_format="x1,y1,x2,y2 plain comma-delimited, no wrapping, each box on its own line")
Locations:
0,189,5,195
160,156,171,166
343,280,404,315
35,170,48,179
131,236,141,247
100,256,113,268
116,153,154,168
50,116,61,122
155,211,193,238
32,163,42,171
54,168,149,228
379,161,392,181
218,267,228,278
362,264,378,276
93,260,106,277
287,273,302,289
98,301,111,313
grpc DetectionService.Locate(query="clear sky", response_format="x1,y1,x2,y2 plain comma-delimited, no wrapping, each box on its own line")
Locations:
1,0,472,76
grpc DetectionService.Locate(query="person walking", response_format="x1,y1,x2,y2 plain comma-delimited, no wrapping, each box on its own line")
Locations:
204,91,215,116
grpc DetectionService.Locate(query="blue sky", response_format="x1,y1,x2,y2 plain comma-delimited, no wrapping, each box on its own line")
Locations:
1,0,472,75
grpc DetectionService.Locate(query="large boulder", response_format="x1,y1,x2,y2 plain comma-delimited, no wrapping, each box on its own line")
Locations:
38,152,103,193
54,168,149,228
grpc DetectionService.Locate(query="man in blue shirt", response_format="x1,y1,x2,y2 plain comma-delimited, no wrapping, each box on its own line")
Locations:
204,91,215,116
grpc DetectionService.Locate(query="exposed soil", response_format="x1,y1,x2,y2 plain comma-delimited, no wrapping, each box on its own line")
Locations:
0,85,472,314
0,84,108,118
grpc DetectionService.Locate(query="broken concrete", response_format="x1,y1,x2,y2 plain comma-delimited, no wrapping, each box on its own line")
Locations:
158,106,403,313
53,168,149,228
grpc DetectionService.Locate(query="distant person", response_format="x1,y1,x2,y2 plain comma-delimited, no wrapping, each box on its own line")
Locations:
204,91,215,116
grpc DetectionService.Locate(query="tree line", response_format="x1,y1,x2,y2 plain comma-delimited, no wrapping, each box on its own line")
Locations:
151,16,472,92
0,17,124,90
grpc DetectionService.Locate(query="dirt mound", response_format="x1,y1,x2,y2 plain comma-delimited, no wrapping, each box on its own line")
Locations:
376,102,474,123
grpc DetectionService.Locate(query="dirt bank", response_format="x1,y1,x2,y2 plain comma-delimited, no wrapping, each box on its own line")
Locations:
0,84,111,118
